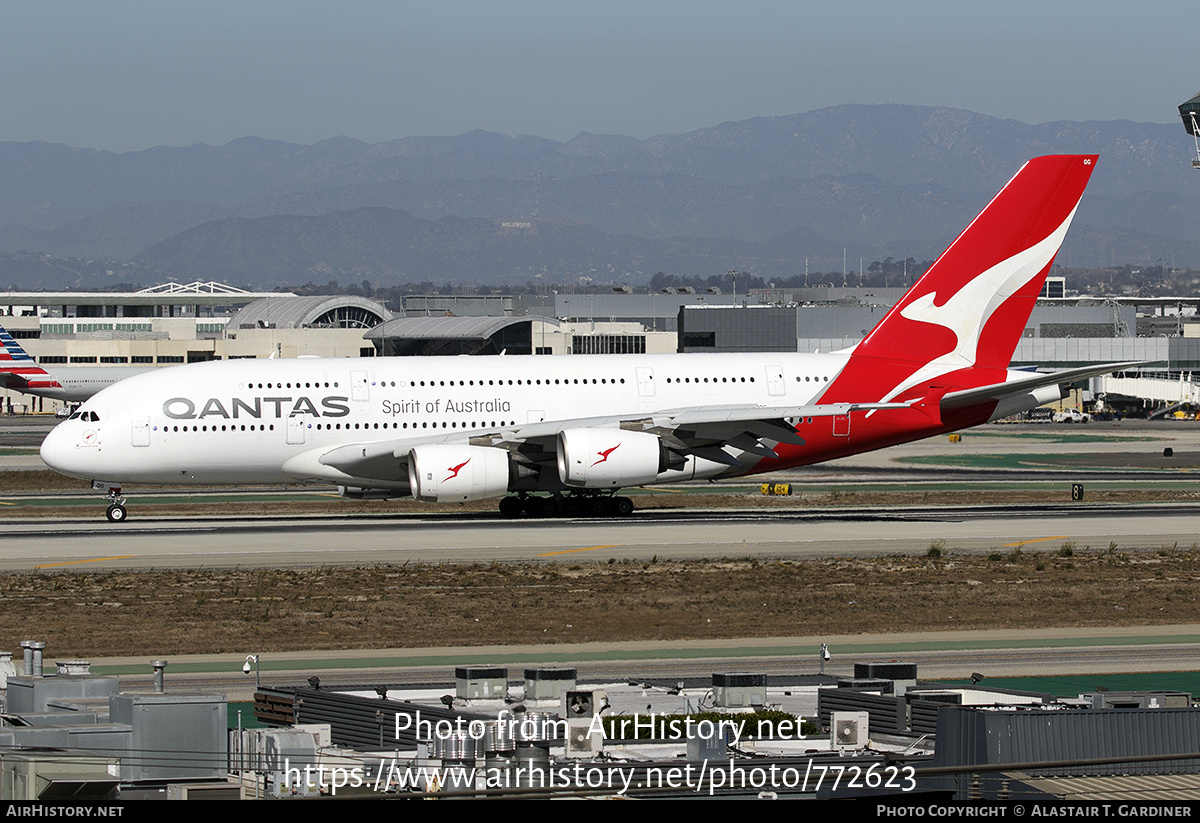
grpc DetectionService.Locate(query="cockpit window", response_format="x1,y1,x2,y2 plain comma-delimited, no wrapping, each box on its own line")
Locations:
68,412,82,420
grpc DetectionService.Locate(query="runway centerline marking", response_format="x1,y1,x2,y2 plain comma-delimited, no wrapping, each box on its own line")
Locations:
536,544,622,557
1002,536,1069,547
33,555,138,569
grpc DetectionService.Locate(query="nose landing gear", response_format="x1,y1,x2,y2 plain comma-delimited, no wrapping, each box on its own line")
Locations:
94,482,128,523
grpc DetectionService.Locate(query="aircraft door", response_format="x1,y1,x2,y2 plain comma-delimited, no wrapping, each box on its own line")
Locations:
833,413,850,437
131,416,150,447
286,415,309,445
350,370,370,403
636,367,655,397
766,366,785,396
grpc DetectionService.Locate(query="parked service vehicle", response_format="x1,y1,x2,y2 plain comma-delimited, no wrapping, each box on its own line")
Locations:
1053,409,1090,423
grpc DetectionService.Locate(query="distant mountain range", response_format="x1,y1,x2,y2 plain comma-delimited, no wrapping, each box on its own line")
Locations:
1,104,1197,290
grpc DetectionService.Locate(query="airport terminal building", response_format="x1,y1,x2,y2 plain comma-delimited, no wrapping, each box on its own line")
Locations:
4,279,1199,415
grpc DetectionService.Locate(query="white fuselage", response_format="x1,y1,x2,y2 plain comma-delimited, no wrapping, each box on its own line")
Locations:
39,351,852,487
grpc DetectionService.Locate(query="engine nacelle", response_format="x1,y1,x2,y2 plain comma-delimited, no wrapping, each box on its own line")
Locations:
408,445,513,503
557,428,677,488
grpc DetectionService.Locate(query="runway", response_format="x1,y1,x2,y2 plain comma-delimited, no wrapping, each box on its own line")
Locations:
6,418,1200,571
5,502,1200,571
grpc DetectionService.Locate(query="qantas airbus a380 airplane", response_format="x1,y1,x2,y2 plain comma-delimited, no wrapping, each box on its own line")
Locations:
40,155,1135,522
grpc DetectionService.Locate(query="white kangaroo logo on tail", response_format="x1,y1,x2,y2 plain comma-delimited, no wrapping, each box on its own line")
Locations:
876,203,1080,405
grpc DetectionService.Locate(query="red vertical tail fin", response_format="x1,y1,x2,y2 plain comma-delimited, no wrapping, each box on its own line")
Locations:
821,155,1097,403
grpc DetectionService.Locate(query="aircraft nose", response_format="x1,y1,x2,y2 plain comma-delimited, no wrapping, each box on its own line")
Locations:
40,422,93,479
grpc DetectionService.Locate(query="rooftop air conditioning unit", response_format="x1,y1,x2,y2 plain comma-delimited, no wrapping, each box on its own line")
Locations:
830,711,869,752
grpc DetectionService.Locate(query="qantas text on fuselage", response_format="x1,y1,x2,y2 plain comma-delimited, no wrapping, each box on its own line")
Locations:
161,395,351,420
158,393,515,421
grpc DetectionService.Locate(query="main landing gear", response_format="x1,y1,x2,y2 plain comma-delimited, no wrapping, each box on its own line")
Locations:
498,492,635,519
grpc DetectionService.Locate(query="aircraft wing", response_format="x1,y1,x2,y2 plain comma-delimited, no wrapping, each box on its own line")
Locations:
496,401,916,468
283,400,914,484
503,401,911,443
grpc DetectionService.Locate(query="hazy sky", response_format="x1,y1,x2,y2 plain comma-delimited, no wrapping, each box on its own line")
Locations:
1,0,1191,152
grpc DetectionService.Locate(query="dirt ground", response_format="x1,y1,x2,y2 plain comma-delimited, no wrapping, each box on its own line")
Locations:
3,544,1197,658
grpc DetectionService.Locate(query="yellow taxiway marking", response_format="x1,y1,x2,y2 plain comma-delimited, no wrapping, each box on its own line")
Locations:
642,487,686,493
536,544,621,557
1002,536,1069,548
34,556,137,569
0,501,13,505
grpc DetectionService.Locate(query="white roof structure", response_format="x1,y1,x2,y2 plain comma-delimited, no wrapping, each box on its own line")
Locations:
229,296,392,329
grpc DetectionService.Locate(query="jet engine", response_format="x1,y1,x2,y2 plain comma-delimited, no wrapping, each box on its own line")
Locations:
557,428,682,488
408,444,513,502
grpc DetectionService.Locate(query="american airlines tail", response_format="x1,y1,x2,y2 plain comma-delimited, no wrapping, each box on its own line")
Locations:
820,155,1097,406
0,322,60,394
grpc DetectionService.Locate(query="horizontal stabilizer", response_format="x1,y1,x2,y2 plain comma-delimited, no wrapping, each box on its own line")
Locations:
0,372,31,390
941,361,1147,410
